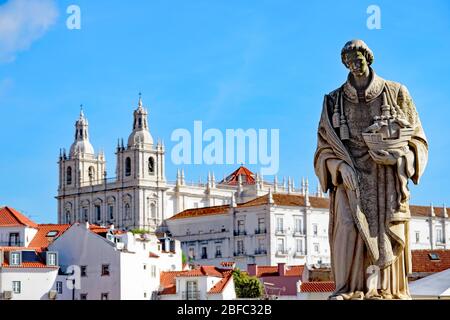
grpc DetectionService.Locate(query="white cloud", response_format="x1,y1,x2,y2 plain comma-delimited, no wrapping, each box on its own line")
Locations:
0,0,58,63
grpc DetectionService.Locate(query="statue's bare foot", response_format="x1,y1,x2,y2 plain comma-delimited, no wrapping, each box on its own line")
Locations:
350,291,365,300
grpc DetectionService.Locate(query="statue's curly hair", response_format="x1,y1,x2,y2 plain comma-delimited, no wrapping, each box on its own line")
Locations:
341,39,374,68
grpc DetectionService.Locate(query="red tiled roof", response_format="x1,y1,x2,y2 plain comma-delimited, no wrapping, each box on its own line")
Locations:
409,205,448,218
89,224,109,234
149,252,160,258
220,166,255,185
159,271,179,295
208,272,233,294
300,281,335,293
256,265,304,278
168,193,447,220
28,224,70,249
0,206,38,228
159,266,232,295
168,205,230,220
412,249,450,273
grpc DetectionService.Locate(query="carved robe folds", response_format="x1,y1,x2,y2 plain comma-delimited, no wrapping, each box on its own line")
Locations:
314,71,428,299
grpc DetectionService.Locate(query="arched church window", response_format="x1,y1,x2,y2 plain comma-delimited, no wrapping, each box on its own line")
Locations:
65,211,71,224
148,157,155,174
138,118,142,128
67,167,72,185
125,157,131,176
125,203,131,219
88,166,95,182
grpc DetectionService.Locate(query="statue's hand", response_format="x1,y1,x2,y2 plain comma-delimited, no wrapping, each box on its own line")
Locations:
369,149,404,165
339,163,358,190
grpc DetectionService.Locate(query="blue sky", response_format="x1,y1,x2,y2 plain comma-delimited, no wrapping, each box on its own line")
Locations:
0,0,449,223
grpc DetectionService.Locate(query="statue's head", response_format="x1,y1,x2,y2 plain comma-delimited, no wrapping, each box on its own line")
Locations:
341,40,374,77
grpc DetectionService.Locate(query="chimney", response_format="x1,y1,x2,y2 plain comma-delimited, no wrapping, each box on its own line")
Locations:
247,264,258,277
278,262,286,277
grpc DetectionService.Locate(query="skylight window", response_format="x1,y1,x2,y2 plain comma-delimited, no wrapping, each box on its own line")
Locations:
46,231,59,237
428,253,440,260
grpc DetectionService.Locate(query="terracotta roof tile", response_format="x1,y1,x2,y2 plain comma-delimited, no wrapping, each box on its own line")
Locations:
208,272,233,294
256,265,304,277
220,166,255,185
300,281,335,293
168,205,230,220
159,267,232,295
411,249,450,273
28,224,70,249
0,207,38,228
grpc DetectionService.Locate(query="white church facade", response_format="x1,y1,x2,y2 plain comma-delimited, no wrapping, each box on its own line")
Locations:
56,96,283,231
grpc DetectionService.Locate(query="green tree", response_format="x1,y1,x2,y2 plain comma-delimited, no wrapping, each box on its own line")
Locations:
232,269,263,298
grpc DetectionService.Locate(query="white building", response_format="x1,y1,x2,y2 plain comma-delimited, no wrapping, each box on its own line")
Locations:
0,207,61,300
166,192,330,270
1,206,183,300
48,222,182,300
159,265,236,300
165,193,450,269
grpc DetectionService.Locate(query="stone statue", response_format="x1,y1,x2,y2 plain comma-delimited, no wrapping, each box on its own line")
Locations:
314,40,428,300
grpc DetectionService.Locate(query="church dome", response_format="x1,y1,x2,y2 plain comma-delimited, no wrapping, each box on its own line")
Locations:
128,129,153,147
70,140,94,156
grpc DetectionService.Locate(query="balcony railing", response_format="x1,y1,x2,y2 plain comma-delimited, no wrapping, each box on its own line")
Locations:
293,230,306,236
201,254,208,259
255,228,267,235
234,251,246,257
181,290,201,300
254,248,267,255
275,229,287,235
275,249,288,256
234,230,247,236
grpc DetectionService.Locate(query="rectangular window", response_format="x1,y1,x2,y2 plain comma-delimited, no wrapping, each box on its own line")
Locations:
258,238,265,251
81,265,87,277
296,239,303,253
101,293,109,300
9,233,20,246
10,252,21,266
237,220,245,233
101,264,110,276
415,231,420,243
313,224,318,236
95,205,101,221
237,240,244,254
186,281,198,300
215,245,222,258
151,265,157,278
80,293,87,300
277,238,285,253
436,228,443,243
257,217,265,233
294,217,303,233
83,208,88,222
108,205,114,220
188,247,195,259
56,281,63,294
201,246,207,259
12,281,21,294
47,252,57,266
276,217,284,232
